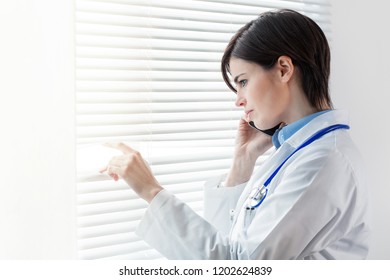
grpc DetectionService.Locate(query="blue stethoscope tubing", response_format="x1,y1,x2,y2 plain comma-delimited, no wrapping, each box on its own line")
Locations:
246,124,350,210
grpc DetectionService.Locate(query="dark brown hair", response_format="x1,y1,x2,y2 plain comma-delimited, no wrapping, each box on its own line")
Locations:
221,9,332,110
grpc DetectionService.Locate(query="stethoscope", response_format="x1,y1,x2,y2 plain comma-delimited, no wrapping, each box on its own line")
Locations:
246,124,350,211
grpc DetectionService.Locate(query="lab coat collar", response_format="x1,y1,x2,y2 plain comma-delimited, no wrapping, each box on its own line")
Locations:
283,109,350,149
272,110,330,149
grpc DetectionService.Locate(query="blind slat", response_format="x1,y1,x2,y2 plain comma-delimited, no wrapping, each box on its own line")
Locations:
76,58,220,71
78,190,203,209
78,180,208,197
76,92,235,105
77,121,238,138
76,131,237,144
76,11,243,33
76,70,223,81
79,240,150,259
77,102,238,113
78,211,146,230
76,0,330,22
76,1,264,24
77,113,240,127
76,47,223,62
99,249,162,260
76,36,227,53
78,232,140,249
78,199,202,223
76,23,233,43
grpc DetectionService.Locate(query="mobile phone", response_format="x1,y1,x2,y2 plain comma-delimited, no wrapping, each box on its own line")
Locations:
248,121,280,136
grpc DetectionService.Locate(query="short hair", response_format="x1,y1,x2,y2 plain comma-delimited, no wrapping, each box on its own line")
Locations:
221,9,332,110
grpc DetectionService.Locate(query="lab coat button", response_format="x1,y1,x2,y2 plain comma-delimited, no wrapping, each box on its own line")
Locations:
229,209,235,216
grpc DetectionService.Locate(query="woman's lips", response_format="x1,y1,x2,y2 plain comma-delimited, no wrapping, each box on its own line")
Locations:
245,110,253,122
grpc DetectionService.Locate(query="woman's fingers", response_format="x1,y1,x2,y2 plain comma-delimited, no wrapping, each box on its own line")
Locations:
99,142,162,203
99,142,136,178
99,149,142,179
99,166,108,173
107,165,121,181
108,156,126,167
98,155,125,174
104,142,135,154
99,164,121,181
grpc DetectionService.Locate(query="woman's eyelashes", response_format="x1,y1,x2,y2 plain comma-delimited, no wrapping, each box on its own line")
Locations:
239,79,248,88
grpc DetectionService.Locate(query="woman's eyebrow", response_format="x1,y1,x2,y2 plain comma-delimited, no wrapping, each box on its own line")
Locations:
233,73,246,84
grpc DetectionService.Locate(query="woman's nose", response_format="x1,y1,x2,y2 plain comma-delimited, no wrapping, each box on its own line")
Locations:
235,91,246,107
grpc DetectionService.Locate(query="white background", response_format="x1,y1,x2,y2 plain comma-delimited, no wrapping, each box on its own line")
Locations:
0,0,76,259
0,0,389,259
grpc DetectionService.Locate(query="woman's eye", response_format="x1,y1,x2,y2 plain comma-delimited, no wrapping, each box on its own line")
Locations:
239,79,247,87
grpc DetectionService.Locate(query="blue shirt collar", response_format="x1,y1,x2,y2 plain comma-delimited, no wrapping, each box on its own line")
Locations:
272,110,331,149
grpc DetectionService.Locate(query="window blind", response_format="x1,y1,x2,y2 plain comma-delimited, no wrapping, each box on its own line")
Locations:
75,0,331,260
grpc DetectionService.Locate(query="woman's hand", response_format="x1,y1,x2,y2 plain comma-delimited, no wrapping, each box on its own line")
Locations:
99,142,163,203
224,116,273,187
235,116,273,160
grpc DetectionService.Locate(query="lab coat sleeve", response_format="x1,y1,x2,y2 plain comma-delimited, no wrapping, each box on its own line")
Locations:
238,148,369,259
136,189,231,259
203,174,247,234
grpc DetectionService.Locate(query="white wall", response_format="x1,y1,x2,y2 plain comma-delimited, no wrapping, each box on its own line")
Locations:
330,0,390,259
0,1,76,259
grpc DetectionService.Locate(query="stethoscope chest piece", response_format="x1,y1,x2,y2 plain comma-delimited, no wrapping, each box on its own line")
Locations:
246,185,268,210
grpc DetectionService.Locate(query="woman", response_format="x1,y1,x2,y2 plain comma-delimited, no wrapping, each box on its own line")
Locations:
100,9,370,259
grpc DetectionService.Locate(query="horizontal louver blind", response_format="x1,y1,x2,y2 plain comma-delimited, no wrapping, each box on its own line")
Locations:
75,0,331,260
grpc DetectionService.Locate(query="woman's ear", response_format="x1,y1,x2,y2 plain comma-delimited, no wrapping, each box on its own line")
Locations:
277,56,294,82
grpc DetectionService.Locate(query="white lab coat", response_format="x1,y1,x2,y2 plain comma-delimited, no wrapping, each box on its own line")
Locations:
136,110,370,259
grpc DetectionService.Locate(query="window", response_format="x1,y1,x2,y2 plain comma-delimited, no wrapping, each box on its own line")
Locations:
75,0,331,259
